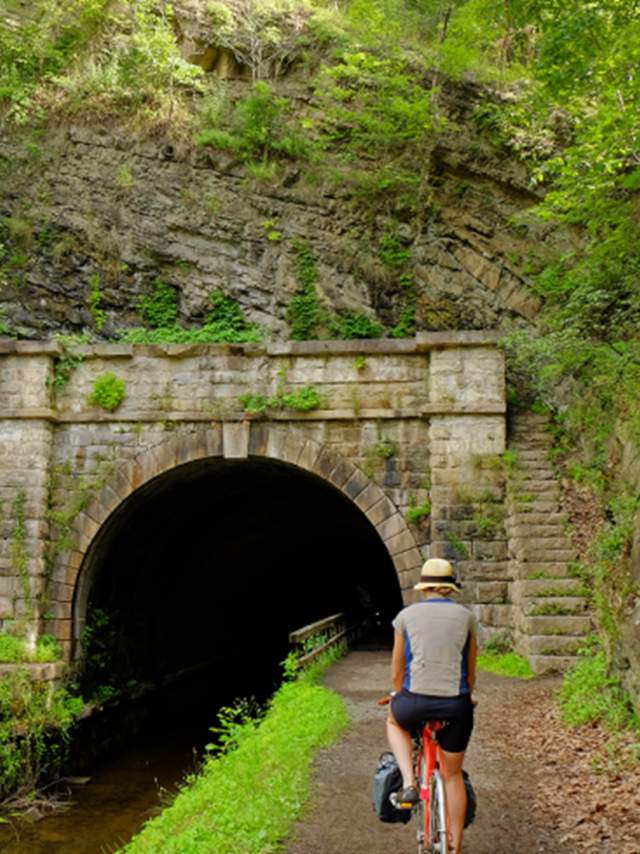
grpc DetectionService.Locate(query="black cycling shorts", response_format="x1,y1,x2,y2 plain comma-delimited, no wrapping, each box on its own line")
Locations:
390,688,474,753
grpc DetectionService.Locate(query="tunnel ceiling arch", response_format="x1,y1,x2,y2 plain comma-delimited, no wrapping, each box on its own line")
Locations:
60,423,423,659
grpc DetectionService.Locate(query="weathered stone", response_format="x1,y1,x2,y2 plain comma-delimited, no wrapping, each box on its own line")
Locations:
222,422,250,459
367,496,397,527
354,482,384,514
392,548,423,574
342,469,370,500
376,514,406,542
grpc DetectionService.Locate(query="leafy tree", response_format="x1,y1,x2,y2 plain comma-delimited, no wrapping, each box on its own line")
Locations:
207,0,309,81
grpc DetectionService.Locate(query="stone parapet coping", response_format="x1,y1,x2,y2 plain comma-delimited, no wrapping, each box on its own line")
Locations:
0,331,502,358
2,403,505,422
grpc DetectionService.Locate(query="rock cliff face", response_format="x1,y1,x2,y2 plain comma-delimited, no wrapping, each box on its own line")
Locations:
0,68,563,341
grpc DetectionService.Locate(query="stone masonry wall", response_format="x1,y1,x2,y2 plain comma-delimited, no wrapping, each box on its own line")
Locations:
0,332,508,660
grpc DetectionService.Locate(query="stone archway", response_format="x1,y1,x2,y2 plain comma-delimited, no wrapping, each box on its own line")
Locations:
52,421,423,659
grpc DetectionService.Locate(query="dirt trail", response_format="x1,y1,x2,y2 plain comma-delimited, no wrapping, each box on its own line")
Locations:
285,649,559,854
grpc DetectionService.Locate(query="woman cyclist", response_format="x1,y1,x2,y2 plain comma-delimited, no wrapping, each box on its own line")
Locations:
386,558,477,854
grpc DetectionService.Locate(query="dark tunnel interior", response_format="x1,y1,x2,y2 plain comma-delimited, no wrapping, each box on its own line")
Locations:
74,456,404,739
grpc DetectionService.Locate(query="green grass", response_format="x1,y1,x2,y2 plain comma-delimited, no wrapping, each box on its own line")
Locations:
558,651,640,732
0,632,62,663
120,659,348,853
477,651,534,679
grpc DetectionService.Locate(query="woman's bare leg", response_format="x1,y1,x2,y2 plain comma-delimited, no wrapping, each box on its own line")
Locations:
386,717,415,789
439,748,466,854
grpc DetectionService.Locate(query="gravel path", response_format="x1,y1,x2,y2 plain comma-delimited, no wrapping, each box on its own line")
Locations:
285,649,560,854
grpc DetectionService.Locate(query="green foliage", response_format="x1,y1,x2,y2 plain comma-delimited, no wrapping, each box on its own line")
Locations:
373,438,396,460
88,273,106,330
46,457,115,569
559,649,640,732
316,48,437,157
262,219,282,242
139,279,179,329
353,355,366,371
198,82,309,173
570,491,640,656
0,0,202,125
406,500,431,524
207,0,310,83
445,530,468,559
0,633,26,664
33,634,62,662
10,490,30,605
330,311,383,340
50,334,87,393
280,385,321,411
378,234,410,268
501,449,518,471
483,633,513,655
121,652,348,854
88,372,126,412
239,384,322,414
477,651,534,679
0,669,83,801
287,241,325,340
238,393,270,415
123,290,262,345
528,602,574,617
390,299,416,338
0,0,111,122
116,164,134,189
0,632,62,664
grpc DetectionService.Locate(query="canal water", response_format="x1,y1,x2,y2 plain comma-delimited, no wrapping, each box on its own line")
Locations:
0,721,209,854
0,658,281,854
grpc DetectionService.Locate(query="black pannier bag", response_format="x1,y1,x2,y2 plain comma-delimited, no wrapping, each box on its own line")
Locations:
463,769,477,827
372,751,412,824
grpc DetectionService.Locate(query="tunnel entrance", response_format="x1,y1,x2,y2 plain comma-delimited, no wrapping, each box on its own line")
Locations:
73,455,404,726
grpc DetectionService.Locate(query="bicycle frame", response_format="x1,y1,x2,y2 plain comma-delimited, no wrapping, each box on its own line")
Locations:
415,721,449,854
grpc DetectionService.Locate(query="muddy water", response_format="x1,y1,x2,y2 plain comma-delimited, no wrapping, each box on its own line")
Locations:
0,722,209,854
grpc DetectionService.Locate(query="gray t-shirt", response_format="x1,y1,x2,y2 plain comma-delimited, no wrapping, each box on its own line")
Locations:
392,598,478,697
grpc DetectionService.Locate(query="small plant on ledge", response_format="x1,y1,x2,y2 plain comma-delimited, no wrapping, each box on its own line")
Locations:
407,500,431,524
239,385,322,415
88,373,126,412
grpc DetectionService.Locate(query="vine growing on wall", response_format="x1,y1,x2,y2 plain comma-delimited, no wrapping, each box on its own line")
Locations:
10,490,31,608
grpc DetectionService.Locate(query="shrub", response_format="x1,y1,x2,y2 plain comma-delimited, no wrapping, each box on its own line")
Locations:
0,669,84,801
406,500,431,524
286,242,325,340
331,312,383,340
559,650,640,731
88,372,126,412
0,633,26,663
280,385,321,411
198,82,309,168
122,291,262,344
139,280,179,329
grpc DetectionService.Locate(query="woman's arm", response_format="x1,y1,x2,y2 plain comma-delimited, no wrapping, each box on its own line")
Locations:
391,630,406,693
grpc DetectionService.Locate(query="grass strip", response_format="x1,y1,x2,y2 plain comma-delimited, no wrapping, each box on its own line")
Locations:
477,651,534,679
120,664,348,854
558,650,640,731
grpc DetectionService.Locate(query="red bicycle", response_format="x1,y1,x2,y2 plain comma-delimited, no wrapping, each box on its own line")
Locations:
415,720,449,854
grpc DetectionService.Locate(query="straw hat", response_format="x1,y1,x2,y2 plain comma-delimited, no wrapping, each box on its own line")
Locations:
414,558,462,592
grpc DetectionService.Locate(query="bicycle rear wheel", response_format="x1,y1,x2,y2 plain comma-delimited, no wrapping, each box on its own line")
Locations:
429,769,448,854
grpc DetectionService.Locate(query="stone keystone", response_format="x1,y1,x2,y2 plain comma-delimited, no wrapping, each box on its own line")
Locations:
223,422,249,458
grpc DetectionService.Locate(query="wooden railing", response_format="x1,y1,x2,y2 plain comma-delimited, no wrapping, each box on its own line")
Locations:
289,612,369,666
